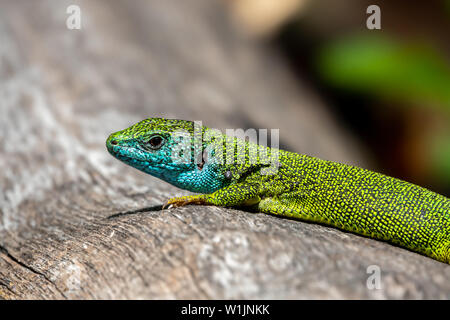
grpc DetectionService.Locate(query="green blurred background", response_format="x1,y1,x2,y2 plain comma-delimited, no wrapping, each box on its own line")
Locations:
227,0,450,196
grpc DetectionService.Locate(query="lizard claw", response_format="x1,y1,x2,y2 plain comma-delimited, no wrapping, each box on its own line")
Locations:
162,196,208,210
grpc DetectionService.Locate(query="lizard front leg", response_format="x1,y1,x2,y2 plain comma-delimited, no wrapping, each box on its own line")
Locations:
163,182,261,209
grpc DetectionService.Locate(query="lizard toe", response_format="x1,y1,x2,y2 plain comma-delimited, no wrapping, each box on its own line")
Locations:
163,196,208,209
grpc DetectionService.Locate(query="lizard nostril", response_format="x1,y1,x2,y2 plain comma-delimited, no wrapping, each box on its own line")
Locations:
110,139,118,145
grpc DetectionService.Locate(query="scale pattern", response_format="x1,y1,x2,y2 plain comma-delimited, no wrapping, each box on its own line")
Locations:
107,118,450,263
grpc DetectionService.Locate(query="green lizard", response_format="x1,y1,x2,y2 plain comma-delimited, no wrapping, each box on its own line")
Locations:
106,118,450,264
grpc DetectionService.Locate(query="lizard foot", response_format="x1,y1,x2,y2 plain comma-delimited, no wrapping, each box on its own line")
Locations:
162,195,208,209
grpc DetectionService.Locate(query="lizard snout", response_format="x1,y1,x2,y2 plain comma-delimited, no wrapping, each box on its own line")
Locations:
106,133,121,153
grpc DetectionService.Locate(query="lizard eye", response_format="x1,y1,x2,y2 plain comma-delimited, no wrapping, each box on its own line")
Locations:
147,135,164,150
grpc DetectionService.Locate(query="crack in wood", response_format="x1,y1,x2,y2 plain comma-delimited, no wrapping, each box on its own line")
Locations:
0,245,67,299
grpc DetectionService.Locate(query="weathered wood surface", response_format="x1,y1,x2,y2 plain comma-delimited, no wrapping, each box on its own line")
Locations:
0,0,449,299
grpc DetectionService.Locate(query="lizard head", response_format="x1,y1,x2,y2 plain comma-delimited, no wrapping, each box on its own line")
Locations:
106,118,231,193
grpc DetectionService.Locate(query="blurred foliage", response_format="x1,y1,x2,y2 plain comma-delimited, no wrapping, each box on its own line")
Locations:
317,35,450,111
317,35,450,191
445,0,450,12
431,131,450,182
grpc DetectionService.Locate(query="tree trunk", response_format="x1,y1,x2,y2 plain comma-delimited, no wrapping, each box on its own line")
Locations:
0,0,448,299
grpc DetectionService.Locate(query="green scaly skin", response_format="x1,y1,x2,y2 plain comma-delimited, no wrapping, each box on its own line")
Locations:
106,118,450,264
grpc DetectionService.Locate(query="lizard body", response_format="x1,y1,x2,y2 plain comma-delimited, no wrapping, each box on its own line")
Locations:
106,118,450,264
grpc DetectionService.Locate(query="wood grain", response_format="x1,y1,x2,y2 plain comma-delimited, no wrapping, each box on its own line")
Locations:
0,0,449,299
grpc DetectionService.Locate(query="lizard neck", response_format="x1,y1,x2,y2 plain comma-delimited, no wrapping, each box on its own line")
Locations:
159,165,230,194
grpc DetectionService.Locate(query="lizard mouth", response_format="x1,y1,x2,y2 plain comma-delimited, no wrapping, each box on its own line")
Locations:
107,144,181,172
107,144,149,163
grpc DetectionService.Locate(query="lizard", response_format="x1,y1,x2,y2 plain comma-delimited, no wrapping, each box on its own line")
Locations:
106,118,450,264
